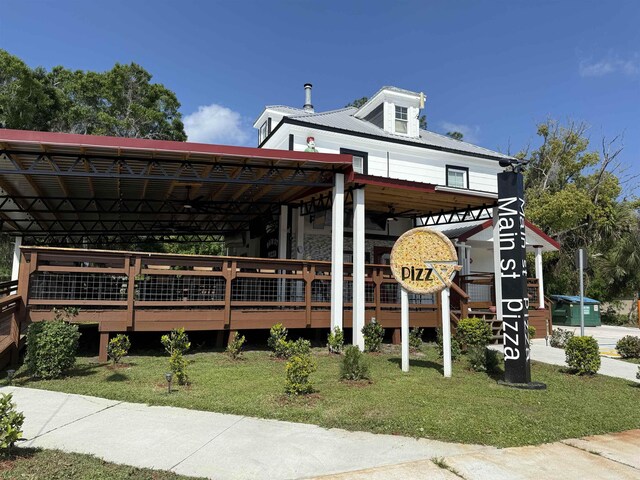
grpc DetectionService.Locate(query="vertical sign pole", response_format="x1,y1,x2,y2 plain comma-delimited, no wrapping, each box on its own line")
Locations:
497,171,532,385
579,249,585,337
400,287,409,372
441,287,452,378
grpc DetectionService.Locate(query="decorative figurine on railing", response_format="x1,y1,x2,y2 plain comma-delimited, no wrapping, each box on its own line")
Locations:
304,136,318,153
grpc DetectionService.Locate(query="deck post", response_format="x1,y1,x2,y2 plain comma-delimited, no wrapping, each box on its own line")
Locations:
11,236,21,282
352,187,365,350
330,173,344,331
441,287,452,378
98,332,109,362
534,246,545,309
278,205,289,302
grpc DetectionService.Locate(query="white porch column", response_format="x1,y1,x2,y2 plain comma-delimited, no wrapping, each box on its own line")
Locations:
535,246,545,309
352,187,365,350
11,236,22,282
330,173,345,331
492,208,503,322
441,287,452,378
401,287,409,372
278,205,288,302
464,246,472,276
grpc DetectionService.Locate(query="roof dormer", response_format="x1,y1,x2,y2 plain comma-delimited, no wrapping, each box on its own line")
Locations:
353,86,424,138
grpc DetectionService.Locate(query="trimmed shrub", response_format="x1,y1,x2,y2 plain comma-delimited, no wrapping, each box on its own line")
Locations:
362,320,384,352
268,323,289,358
284,354,316,395
287,338,311,358
409,327,424,350
528,325,536,340
436,328,461,360
485,348,501,373
456,317,492,350
0,393,24,455
340,345,370,381
615,335,640,359
161,328,191,385
25,321,80,379
550,328,574,349
565,336,600,375
107,334,131,364
327,327,344,354
226,333,246,360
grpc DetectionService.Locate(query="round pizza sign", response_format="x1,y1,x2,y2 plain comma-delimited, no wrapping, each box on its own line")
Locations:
390,227,461,294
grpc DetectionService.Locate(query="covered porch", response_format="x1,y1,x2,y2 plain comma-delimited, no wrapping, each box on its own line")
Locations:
0,129,551,362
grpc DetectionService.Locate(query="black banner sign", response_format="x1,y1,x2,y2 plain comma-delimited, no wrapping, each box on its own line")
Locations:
497,171,531,384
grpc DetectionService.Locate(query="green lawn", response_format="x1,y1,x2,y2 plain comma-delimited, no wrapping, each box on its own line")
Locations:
0,448,202,479
8,345,640,448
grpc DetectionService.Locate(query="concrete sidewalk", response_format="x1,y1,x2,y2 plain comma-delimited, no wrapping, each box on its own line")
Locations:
4,386,640,479
2,386,489,480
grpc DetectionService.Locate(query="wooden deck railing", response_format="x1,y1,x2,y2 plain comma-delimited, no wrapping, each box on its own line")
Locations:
0,293,21,369
19,247,439,335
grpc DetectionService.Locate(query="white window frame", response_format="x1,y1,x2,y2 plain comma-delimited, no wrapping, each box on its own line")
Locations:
395,106,408,134
446,166,469,189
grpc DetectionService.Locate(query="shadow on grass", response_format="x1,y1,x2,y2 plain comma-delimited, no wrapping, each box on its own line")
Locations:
387,357,444,374
0,446,38,465
105,372,128,382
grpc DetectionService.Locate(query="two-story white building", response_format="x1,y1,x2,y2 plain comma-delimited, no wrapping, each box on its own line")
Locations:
252,85,558,342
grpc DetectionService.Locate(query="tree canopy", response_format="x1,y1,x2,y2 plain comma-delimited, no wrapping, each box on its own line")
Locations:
520,120,639,304
0,50,186,140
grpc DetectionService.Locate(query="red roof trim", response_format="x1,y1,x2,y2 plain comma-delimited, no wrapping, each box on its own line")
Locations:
348,172,437,193
525,221,561,250
459,220,493,242
459,218,561,249
0,129,352,165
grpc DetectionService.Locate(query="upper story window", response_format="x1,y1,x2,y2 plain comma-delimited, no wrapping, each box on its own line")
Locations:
258,118,272,144
395,106,408,134
340,148,368,175
446,166,468,189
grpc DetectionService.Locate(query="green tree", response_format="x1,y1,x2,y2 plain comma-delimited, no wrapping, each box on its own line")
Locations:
521,120,639,302
0,50,186,141
446,131,464,141
345,97,369,109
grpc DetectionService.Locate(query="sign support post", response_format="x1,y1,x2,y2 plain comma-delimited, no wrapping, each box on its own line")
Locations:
496,168,546,390
400,287,409,372
441,287,452,378
578,248,585,337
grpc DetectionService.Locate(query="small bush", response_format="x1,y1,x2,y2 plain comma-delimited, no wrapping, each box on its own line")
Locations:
0,393,24,455
268,323,289,358
409,327,424,350
340,345,370,381
107,334,131,364
467,345,488,372
226,333,246,360
485,348,501,373
565,336,601,375
637,366,640,381
327,327,344,354
362,320,384,352
287,338,311,357
436,328,461,360
615,335,640,359
528,325,536,340
25,321,81,379
550,328,574,349
284,354,316,395
161,328,191,385
456,317,492,349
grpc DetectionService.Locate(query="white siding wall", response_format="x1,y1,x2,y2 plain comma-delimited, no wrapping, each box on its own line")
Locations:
266,125,501,192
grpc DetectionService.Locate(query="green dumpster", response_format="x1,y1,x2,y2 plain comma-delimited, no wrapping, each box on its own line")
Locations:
550,295,601,327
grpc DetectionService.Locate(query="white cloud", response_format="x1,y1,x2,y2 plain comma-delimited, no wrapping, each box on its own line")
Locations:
440,121,480,144
184,103,251,145
579,53,639,77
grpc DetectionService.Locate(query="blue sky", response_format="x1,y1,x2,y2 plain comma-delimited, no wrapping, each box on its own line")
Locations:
2,1,639,195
